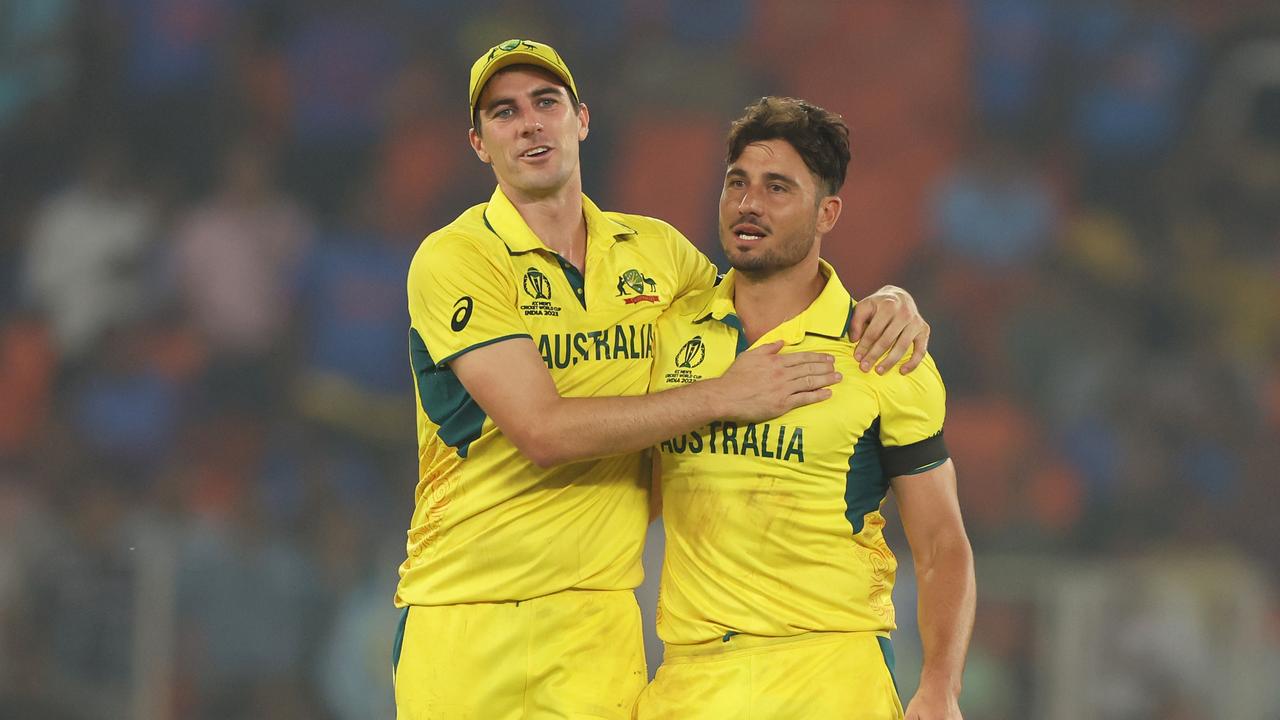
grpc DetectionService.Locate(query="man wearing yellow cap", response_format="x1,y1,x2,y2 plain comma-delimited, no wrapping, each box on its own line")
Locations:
393,39,934,719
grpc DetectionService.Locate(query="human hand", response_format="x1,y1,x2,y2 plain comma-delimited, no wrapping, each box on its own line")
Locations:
849,285,930,375
904,684,962,720
711,341,838,421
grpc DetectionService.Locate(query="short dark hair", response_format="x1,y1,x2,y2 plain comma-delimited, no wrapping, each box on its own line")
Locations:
725,97,850,196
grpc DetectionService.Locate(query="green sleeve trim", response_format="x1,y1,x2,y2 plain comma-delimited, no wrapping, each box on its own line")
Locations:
435,333,533,368
409,329,492,458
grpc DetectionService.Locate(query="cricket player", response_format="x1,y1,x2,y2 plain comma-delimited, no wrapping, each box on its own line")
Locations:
637,97,976,720
394,40,933,719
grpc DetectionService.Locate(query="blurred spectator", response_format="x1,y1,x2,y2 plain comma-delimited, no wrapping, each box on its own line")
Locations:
0,0,75,134
21,139,159,365
317,540,400,720
0,315,56,458
1061,0,1200,212
930,133,1058,270
283,3,404,215
294,187,413,447
111,0,246,192
169,137,312,397
375,50,468,239
969,0,1054,134
71,322,184,479
8,475,137,719
177,462,323,719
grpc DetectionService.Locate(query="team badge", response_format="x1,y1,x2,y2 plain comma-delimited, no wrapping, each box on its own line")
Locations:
616,269,659,304
489,39,538,59
520,267,562,317
665,335,706,384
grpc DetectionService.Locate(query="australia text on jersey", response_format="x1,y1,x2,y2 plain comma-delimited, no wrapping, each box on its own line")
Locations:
536,323,655,369
661,421,805,462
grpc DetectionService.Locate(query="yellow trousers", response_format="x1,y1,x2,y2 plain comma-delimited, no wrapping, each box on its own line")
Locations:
634,631,903,720
393,589,647,719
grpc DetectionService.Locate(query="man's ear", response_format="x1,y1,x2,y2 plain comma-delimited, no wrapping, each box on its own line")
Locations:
468,127,492,164
816,194,843,235
577,102,590,141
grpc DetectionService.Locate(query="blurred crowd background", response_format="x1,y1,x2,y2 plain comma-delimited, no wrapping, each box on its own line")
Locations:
2,1,1279,719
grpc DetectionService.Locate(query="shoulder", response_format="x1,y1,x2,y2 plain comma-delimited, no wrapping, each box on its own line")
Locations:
871,353,946,404
603,211,688,244
656,284,717,329
410,204,504,272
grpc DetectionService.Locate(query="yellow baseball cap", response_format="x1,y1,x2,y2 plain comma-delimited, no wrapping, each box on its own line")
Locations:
469,39,578,117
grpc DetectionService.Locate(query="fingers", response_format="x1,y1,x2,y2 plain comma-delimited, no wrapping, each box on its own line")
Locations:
875,318,919,374
786,370,842,394
858,314,908,373
783,387,833,411
779,351,835,368
896,322,930,374
744,340,785,355
848,301,874,343
854,308,894,370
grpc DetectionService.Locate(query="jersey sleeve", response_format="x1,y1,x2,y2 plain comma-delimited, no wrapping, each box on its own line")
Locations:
407,233,529,366
666,222,718,301
877,354,949,477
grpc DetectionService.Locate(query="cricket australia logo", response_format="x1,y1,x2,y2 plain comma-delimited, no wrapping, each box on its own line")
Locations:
520,267,561,317
489,39,538,60
665,336,706,384
616,269,659,304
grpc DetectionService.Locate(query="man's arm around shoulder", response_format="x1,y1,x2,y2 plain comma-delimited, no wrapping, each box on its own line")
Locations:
450,337,840,468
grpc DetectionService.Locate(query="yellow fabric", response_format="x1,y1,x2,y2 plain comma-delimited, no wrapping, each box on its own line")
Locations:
649,261,947,645
394,589,647,719
398,185,717,607
634,631,903,720
469,39,579,114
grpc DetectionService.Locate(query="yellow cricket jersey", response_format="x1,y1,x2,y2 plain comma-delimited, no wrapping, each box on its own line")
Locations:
650,260,949,645
398,186,716,607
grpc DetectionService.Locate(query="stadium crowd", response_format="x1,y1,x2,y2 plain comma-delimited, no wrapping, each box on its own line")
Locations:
1,1,1277,718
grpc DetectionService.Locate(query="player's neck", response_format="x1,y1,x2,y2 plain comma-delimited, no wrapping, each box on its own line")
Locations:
733,258,825,344
501,175,588,270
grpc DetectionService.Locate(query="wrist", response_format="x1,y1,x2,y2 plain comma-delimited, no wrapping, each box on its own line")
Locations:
690,376,727,420
917,669,962,698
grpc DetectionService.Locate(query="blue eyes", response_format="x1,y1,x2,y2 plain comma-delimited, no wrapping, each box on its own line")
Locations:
491,98,558,120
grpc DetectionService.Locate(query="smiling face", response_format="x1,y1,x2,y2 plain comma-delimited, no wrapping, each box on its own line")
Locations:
719,138,841,278
468,65,589,201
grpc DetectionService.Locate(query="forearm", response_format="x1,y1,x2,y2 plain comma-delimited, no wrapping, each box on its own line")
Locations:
451,337,834,469
524,380,724,467
913,532,976,694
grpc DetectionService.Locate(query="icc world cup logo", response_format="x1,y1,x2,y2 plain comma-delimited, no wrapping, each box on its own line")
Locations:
523,268,553,300
675,336,705,369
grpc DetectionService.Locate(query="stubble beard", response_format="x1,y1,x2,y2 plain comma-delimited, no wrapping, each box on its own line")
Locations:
724,217,818,280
